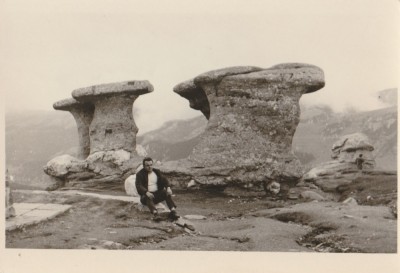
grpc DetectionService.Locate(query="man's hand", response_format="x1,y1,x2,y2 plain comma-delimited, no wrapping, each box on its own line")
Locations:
146,191,154,199
166,187,173,196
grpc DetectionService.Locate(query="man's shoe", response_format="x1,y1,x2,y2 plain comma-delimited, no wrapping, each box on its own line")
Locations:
168,210,179,221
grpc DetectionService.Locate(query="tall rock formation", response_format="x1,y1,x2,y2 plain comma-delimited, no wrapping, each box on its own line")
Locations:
164,63,325,190
44,81,153,190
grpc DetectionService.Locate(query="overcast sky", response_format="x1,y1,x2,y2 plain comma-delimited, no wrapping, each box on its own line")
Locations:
1,0,399,133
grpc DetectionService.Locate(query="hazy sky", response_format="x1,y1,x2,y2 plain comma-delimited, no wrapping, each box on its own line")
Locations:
1,0,399,133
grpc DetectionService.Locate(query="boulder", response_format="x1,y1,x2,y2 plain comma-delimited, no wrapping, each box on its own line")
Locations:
44,155,87,178
184,215,207,220
300,190,325,201
342,197,358,206
124,175,139,197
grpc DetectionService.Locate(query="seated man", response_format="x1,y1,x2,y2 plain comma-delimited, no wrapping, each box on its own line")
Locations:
135,157,179,222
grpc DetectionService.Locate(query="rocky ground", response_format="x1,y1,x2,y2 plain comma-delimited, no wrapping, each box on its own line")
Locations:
6,172,397,253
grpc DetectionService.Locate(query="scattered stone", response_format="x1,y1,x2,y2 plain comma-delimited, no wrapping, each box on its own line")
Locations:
288,193,299,200
314,233,335,240
174,217,195,231
300,191,325,201
308,184,319,190
266,181,281,195
101,240,124,249
342,197,358,206
187,180,197,188
237,236,251,243
184,215,207,220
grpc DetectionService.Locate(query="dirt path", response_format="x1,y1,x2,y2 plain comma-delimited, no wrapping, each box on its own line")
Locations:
5,190,396,252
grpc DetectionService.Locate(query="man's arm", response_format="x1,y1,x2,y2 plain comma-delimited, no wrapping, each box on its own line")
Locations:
154,169,172,195
135,171,148,196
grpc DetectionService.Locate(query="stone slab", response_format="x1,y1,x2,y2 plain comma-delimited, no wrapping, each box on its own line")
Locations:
6,203,72,231
57,190,139,203
14,190,139,203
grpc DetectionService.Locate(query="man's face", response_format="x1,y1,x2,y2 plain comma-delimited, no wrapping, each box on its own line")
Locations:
143,160,153,173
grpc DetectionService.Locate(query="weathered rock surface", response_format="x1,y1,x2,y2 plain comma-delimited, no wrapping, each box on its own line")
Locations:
45,81,152,190
44,149,143,190
331,133,375,166
164,63,325,191
173,79,211,120
72,80,153,155
302,133,376,192
299,190,325,201
53,98,94,159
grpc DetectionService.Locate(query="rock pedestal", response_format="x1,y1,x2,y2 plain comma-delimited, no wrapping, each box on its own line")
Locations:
44,80,153,190
53,98,94,159
165,63,325,189
72,81,153,155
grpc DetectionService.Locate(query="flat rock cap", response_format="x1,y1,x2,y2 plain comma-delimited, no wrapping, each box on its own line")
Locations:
332,133,374,152
72,80,154,101
53,98,85,110
173,79,204,97
223,63,325,94
193,66,263,85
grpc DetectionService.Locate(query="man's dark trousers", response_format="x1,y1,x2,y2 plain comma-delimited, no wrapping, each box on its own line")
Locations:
140,189,176,213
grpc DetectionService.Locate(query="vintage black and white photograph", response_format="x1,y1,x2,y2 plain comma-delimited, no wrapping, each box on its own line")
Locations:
1,0,399,272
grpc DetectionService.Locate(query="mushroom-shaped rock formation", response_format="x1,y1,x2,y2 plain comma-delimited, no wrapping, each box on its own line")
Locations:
303,133,376,192
165,63,325,190
5,170,16,218
331,133,374,164
53,98,94,159
72,80,153,155
44,80,153,191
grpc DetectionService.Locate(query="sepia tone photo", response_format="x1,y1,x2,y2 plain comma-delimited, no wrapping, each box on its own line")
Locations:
1,0,399,272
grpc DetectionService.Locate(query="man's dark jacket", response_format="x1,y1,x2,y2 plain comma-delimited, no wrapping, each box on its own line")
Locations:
135,168,170,196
